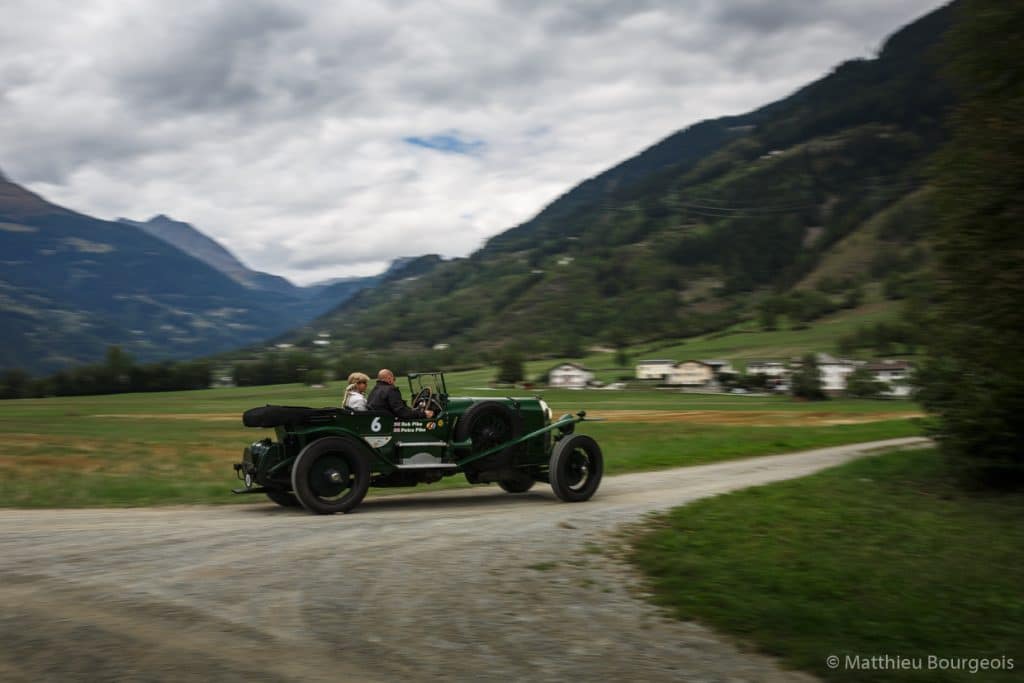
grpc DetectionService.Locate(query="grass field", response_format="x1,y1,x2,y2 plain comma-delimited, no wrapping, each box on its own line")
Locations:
0,369,923,508
630,448,1023,682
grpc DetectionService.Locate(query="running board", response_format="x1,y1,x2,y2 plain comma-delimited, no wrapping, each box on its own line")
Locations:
395,463,458,470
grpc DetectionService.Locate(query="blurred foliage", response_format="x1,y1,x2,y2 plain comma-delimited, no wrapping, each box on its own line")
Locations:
791,354,827,401
845,367,888,399
495,352,525,384
916,0,1024,488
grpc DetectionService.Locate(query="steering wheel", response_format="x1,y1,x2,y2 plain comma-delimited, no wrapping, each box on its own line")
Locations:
413,387,431,409
413,387,443,416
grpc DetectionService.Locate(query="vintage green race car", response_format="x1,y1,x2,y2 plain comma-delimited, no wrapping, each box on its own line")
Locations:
232,371,604,514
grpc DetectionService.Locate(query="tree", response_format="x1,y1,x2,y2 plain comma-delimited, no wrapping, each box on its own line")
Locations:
791,354,826,401
0,369,32,399
304,368,326,386
845,367,886,399
916,0,1024,487
496,352,524,385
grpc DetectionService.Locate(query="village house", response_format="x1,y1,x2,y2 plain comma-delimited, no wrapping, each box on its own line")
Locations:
666,360,715,387
635,359,676,381
866,360,914,397
816,353,860,394
703,360,737,382
746,360,789,378
746,360,790,392
548,362,594,389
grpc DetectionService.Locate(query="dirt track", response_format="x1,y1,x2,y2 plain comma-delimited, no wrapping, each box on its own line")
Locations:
0,437,926,682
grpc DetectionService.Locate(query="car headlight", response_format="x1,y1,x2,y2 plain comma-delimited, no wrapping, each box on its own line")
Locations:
539,399,552,421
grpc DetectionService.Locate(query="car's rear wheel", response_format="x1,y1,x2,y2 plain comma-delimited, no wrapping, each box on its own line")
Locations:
291,437,371,514
265,490,301,507
498,475,535,493
549,434,603,502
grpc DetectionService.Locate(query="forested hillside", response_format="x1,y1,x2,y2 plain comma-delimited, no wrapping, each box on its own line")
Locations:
288,3,954,358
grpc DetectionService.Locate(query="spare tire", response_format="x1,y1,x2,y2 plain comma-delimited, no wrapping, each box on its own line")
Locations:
454,401,522,467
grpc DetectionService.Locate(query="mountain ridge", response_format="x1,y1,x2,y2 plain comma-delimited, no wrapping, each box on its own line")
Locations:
0,180,388,373
281,1,955,358
117,214,300,296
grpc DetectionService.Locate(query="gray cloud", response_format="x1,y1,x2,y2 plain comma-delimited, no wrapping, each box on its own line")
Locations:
0,0,947,284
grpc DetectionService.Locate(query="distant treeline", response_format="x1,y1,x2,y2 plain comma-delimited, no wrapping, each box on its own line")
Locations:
0,344,478,399
0,347,212,399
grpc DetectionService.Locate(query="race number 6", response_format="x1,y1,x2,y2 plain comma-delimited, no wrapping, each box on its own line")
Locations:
371,416,382,433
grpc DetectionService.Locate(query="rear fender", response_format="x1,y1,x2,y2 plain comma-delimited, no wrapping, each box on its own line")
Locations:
292,424,397,472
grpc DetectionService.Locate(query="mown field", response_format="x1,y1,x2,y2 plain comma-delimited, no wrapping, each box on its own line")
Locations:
0,369,923,507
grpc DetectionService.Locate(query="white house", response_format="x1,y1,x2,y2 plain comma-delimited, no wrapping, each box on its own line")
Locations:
635,359,676,381
866,360,914,397
703,360,736,375
548,363,594,389
666,361,714,386
747,361,789,378
816,353,860,393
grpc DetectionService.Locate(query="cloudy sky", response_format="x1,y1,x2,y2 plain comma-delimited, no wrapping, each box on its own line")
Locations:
0,0,946,285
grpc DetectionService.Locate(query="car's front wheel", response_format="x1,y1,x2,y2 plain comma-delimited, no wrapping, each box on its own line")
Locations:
291,437,371,514
549,434,603,502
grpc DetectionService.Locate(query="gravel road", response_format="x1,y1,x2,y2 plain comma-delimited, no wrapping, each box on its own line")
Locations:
0,437,926,682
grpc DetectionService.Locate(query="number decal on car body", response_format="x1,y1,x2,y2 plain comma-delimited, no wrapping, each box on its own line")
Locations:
371,416,382,433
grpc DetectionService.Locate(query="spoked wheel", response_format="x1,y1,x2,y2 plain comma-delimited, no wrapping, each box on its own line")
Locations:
549,434,603,502
265,490,301,507
291,437,371,514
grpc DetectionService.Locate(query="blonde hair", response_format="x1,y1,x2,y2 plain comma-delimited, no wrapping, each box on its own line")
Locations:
343,371,371,406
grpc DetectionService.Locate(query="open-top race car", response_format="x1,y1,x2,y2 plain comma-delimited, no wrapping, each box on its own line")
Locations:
233,371,604,514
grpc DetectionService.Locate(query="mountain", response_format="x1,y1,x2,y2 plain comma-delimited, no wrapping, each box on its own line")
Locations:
281,2,956,357
117,215,298,296
0,178,389,374
116,214,389,307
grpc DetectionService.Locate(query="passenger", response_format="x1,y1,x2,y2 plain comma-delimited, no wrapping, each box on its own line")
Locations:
343,372,370,411
367,368,434,419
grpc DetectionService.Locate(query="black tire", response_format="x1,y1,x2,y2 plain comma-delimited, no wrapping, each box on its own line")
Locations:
498,476,535,493
291,437,371,515
549,434,603,502
265,490,301,507
454,401,521,462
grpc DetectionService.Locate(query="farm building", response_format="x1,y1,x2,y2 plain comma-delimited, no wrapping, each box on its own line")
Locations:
866,360,914,397
747,361,789,378
666,361,715,386
635,359,676,381
548,363,594,389
816,353,860,393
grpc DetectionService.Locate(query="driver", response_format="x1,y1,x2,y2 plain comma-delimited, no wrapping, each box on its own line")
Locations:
367,369,435,419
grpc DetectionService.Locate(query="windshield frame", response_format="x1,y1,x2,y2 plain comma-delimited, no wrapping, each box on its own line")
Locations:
406,371,447,398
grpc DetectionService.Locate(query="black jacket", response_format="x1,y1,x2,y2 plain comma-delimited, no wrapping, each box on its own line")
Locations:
367,381,424,420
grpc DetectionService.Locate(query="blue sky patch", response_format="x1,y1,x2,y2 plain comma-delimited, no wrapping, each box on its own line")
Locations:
404,132,485,155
